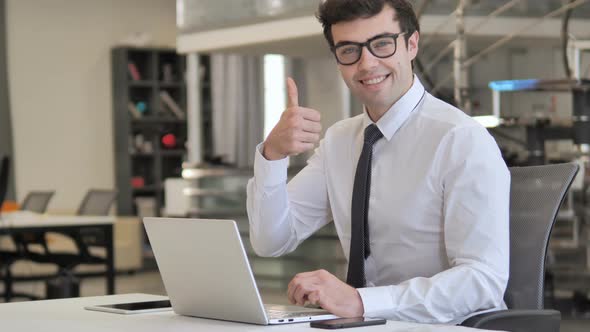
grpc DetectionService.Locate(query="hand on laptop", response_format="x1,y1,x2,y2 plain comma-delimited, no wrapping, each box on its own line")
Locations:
287,269,364,318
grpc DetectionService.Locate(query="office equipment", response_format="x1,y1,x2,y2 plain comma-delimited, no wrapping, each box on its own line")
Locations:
85,299,172,314
310,317,386,329
0,293,495,331
461,163,579,332
487,78,590,165
143,217,338,325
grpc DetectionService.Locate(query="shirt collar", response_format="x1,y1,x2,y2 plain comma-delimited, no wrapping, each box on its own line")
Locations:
362,74,426,141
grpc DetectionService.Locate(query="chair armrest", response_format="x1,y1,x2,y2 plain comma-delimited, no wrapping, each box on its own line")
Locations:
460,309,560,332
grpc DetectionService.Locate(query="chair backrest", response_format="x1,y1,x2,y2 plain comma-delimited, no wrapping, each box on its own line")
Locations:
76,189,117,216
505,163,579,310
21,191,55,213
0,155,10,213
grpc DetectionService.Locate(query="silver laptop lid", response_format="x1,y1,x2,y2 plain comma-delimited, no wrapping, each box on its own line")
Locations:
143,217,269,325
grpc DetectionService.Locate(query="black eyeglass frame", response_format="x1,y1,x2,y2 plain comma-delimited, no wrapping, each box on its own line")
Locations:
331,32,407,65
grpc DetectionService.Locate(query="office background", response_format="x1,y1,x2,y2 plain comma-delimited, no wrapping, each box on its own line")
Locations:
1,1,590,331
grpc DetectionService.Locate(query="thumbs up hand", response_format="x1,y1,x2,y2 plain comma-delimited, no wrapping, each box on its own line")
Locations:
263,77,322,160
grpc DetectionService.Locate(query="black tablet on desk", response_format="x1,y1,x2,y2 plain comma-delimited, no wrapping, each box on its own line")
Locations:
84,300,172,314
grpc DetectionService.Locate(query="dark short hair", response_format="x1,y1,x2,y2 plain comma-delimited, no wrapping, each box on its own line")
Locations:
316,0,420,49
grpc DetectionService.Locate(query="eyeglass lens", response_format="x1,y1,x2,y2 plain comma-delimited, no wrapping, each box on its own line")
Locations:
335,35,398,65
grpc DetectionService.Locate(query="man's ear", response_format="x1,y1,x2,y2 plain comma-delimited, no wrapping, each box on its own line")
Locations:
408,31,419,61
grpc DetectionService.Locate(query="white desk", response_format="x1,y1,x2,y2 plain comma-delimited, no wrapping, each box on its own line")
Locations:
0,211,114,228
0,293,497,332
0,211,116,295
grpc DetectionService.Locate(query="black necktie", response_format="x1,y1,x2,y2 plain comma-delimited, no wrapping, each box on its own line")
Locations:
347,124,383,288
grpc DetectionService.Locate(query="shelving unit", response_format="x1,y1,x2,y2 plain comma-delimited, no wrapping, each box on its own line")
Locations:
112,47,210,216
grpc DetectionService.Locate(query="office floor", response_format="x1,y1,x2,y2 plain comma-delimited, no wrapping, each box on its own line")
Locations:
1,271,589,332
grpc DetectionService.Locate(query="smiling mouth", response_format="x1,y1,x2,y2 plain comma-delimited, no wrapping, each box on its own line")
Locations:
360,74,390,86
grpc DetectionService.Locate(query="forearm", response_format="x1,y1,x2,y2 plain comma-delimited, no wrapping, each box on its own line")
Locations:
247,174,300,257
246,140,301,256
358,262,507,324
246,142,332,257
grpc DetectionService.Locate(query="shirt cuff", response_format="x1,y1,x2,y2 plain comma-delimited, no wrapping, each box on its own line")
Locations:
254,142,289,187
358,286,399,318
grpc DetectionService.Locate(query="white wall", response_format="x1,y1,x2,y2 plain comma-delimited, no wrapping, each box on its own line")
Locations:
7,0,177,211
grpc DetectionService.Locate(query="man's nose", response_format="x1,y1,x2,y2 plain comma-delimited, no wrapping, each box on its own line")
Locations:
357,46,379,70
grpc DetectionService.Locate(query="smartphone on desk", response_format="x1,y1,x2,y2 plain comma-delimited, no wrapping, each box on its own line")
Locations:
310,317,386,329
84,300,172,314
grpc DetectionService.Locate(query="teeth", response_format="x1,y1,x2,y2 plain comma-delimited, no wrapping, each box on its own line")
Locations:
364,76,386,85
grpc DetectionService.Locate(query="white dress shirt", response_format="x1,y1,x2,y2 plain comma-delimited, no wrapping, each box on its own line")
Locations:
247,76,510,324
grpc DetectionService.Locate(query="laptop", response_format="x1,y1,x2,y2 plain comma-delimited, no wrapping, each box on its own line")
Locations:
143,217,339,325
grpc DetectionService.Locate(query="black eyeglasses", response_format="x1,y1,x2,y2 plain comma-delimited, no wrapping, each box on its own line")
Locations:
332,32,406,65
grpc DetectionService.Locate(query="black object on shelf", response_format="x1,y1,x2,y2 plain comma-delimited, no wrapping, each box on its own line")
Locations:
112,47,210,217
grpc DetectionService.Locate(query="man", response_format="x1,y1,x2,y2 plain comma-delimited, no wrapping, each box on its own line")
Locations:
247,0,509,324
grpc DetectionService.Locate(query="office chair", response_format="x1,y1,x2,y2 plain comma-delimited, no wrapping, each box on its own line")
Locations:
21,191,55,213
24,189,118,298
10,191,56,254
461,163,579,332
0,155,38,301
76,189,118,216
23,189,117,253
